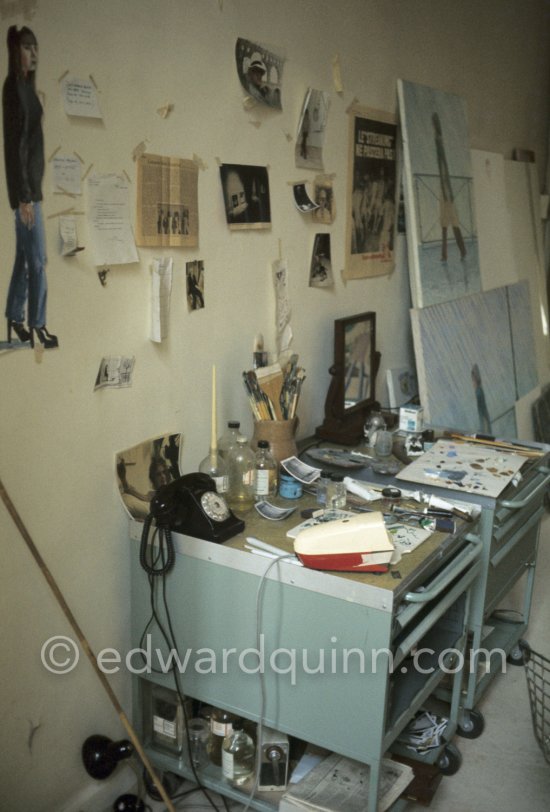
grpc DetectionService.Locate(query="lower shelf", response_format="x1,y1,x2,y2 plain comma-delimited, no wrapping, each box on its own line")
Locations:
144,746,283,811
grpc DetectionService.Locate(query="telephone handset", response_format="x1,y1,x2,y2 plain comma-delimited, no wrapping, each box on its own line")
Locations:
140,472,245,576
150,472,244,543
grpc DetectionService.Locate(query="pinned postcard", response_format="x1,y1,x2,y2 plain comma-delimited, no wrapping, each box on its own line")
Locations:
295,88,330,171
52,154,82,196
59,215,83,256
309,233,333,288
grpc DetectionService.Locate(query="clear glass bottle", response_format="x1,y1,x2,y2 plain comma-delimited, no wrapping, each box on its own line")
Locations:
222,718,255,787
218,420,241,459
226,436,255,512
207,707,239,766
253,440,278,499
198,447,229,494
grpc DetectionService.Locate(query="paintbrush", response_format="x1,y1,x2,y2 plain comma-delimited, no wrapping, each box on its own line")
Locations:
255,362,284,420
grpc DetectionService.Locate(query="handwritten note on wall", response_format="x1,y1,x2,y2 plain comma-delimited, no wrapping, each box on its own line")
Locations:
63,77,102,119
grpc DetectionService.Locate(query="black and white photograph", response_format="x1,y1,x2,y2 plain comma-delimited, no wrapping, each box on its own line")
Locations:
309,233,334,288
186,260,204,312
235,37,284,110
295,87,330,170
293,181,318,213
220,163,271,230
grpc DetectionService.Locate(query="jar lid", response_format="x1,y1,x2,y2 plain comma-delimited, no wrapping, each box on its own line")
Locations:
258,440,269,448
331,473,344,482
228,420,240,428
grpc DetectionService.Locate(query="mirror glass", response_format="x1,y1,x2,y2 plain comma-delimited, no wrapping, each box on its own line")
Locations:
340,312,376,411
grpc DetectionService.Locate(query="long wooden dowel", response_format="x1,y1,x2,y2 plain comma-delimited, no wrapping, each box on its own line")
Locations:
0,478,176,812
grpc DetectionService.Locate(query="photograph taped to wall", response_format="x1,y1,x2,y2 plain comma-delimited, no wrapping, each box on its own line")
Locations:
235,37,283,110
293,181,318,213
116,433,182,521
398,79,481,308
220,163,271,230
411,281,538,438
136,153,198,247
295,87,330,171
344,105,397,279
312,176,335,224
186,260,204,311
309,233,333,288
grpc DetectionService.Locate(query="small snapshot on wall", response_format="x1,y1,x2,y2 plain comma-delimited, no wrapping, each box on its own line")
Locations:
345,105,397,280
309,233,333,288
136,153,198,248
311,177,335,225
292,181,318,213
94,356,135,391
235,37,284,109
220,163,271,230
186,260,205,311
295,88,330,171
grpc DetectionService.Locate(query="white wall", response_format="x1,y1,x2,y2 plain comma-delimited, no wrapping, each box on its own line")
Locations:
0,1,549,809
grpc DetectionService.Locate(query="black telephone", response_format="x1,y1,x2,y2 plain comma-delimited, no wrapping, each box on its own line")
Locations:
149,472,244,543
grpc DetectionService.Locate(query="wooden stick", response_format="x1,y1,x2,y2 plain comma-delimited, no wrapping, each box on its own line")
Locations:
0,478,176,812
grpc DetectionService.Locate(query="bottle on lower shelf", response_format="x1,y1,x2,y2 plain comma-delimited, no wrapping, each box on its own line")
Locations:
222,717,256,787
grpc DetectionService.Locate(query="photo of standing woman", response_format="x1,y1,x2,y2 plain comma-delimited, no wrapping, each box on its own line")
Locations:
3,26,58,350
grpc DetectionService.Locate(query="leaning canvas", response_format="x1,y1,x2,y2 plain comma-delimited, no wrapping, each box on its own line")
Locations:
398,80,481,308
411,282,538,438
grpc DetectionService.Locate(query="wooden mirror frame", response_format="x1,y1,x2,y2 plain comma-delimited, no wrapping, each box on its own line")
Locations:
315,311,381,445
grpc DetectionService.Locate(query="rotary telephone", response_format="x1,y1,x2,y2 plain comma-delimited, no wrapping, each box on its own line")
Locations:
140,472,245,576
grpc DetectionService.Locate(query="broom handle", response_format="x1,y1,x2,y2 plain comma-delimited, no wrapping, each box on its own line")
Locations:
0,478,176,812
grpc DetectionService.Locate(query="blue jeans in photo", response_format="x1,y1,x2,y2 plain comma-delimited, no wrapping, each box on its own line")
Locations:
5,201,48,328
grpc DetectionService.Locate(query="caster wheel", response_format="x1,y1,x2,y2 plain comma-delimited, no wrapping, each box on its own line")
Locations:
507,643,525,666
437,742,462,776
457,709,485,739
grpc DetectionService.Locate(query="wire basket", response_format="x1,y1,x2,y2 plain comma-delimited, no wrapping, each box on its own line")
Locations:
519,640,550,765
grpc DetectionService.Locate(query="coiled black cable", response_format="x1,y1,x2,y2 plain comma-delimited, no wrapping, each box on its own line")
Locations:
139,513,175,576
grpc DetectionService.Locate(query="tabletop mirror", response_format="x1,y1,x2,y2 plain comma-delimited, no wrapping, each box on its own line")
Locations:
316,311,381,445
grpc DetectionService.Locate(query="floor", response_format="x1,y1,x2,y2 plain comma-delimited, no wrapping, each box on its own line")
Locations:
141,514,550,812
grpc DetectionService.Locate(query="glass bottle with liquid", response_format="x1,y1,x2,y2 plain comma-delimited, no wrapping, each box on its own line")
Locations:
222,718,255,787
226,436,255,512
207,707,239,766
326,473,346,509
253,440,278,499
218,421,241,459
198,447,229,494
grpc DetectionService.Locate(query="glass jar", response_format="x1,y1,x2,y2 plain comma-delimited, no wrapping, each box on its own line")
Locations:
198,447,229,494
222,718,255,787
226,436,255,512
254,440,278,499
316,470,331,506
326,473,346,509
279,472,302,499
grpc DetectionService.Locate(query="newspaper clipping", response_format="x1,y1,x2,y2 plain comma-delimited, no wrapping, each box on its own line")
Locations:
345,106,397,279
136,153,199,248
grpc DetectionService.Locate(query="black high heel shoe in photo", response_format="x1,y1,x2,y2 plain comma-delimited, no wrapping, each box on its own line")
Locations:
30,326,59,349
7,319,31,343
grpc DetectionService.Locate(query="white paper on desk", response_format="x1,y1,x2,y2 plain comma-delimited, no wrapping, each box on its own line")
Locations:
150,257,173,342
87,173,139,266
52,154,82,196
63,76,102,119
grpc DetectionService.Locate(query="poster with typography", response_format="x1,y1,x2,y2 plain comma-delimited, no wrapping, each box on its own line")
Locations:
344,106,397,279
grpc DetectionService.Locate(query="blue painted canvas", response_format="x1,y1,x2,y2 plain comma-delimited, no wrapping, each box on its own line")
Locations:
411,282,538,437
398,79,481,308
